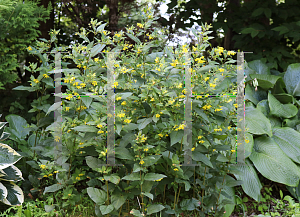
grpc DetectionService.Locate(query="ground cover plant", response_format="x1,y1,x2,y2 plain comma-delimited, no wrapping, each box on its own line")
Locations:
0,5,259,217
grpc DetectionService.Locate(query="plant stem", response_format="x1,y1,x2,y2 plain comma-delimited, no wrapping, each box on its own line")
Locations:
106,180,110,205
176,185,181,205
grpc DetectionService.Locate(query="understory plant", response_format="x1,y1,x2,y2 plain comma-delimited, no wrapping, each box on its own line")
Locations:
10,5,247,217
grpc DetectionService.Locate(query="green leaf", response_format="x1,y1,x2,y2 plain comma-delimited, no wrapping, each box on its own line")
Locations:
96,23,107,33
130,209,143,217
251,30,259,38
90,43,106,57
241,27,255,34
115,147,134,160
137,117,152,130
268,93,298,118
81,97,93,108
245,105,272,137
248,60,270,75
283,63,300,97
111,192,127,210
42,77,54,87
104,174,120,185
46,102,61,115
87,187,106,205
12,85,36,92
5,114,30,139
231,159,263,202
251,8,264,17
85,156,105,171
142,192,153,200
272,127,300,164
100,204,114,215
71,125,98,132
170,130,184,146
146,204,165,215
122,173,141,181
264,8,271,18
271,26,289,36
43,184,64,194
125,32,141,44
192,152,213,168
142,102,152,114
249,135,300,187
143,173,167,181
44,205,55,212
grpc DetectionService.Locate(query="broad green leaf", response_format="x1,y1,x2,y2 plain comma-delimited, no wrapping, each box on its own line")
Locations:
179,198,199,211
251,30,259,38
44,205,55,212
85,156,105,171
43,184,64,194
175,178,191,191
251,8,264,17
247,60,270,75
81,97,93,108
230,159,263,202
142,155,161,167
245,105,272,137
192,151,213,168
104,174,120,185
87,187,106,205
146,204,165,215
271,25,289,35
144,173,167,181
46,102,61,115
137,117,152,130
0,165,23,182
283,63,300,97
268,93,298,118
115,147,134,160
272,127,300,164
142,192,153,200
241,27,255,34
249,135,300,187
90,43,106,57
0,143,22,170
122,173,141,181
96,23,107,33
5,115,30,139
170,130,184,146
111,192,127,210
100,204,114,215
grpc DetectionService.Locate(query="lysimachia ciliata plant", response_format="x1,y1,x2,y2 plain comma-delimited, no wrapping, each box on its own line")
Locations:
16,5,248,217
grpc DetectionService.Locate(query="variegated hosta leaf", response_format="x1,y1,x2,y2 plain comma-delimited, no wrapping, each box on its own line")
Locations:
0,180,24,206
0,143,22,170
0,165,24,182
0,182,8,201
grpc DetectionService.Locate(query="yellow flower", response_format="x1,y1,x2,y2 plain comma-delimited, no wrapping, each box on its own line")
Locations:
94,58,99,62
48,174,53,177
43,74,49,78
65,107,70,112
205,77,209,82
80,83,86,87
168,99,175,104
78,173,84,176
173,168,179,171
155,57,159,63
98,130,104,134
150,98,155,102
83,66,87,70
231,150,236,153
213,149,216,152
124,119,131,124
209,83,216,88
245,139,250,143
191,147,195,151
97,124,103,128
228,126,231,130
198,136,203,139
117,112,125,118
43,175,48,178
196,96,202,99
39,164,46,170
121,101,126,106
64,79,69,83
76,177,80,180
92,81,97,86
156,114,160,118
144,148,149,152
219,68,225,72
158,133,164,137
33,79,39,83
54,171,58,173
137,23,144,28
27,46,32,51
228,51,236,55
116,97,122,101
112,81,118,88
139,160,145,165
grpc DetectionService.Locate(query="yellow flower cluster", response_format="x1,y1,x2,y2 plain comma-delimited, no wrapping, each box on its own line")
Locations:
195,56,205,64
33,79,39,83
139,160,145,165
202,105,212,110
117,112,125,118
137,23,144,28
124,119,131,124
39,164,46,170
227,51,236,55
116,97,122,101
214,108,222,112
170,59,179,67
215,46,224,55
27,46,32,51
214,128,222,132
146,33,153,40
123,44,133,51
173,124,185,131
76,105,87,111
121,101,126,106
43,74,49,78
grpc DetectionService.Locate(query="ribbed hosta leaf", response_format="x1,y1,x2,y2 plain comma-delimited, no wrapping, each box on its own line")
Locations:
268,93,298,118
249,135,300,187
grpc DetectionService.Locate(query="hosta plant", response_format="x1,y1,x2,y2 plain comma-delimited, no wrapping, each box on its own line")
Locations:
0,114,24,206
